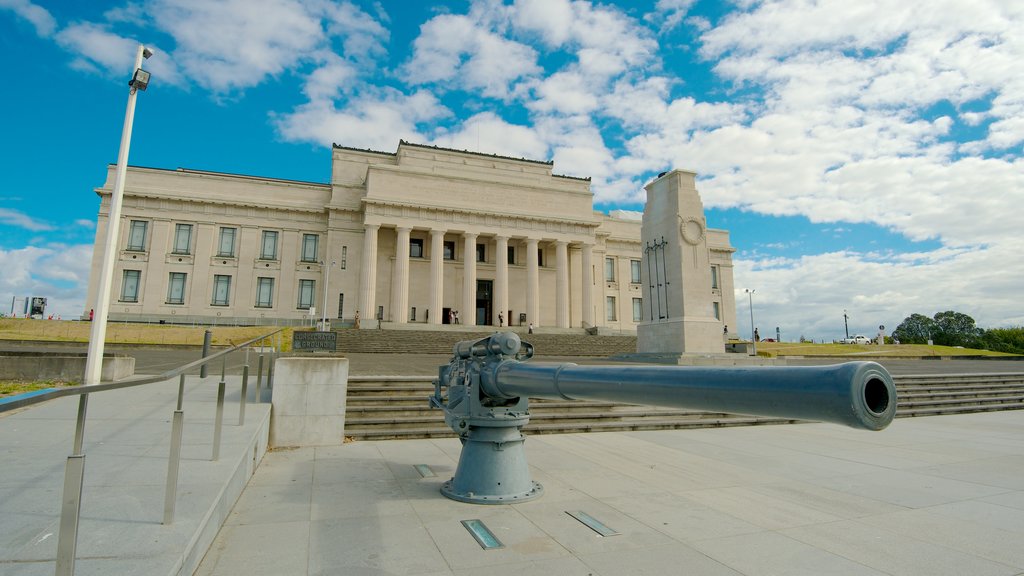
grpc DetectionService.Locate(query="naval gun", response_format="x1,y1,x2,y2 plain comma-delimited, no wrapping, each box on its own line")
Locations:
429,332,896,504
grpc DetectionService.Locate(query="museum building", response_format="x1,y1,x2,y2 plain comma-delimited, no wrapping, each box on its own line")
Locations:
83,141,737,332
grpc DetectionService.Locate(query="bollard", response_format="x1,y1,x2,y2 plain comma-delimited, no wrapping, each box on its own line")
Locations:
255,354,265,403
199,329,212,378
238,364,249,425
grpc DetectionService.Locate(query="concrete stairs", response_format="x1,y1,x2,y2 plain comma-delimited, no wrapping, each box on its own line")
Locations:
333,328,637,356
343,372,1024,441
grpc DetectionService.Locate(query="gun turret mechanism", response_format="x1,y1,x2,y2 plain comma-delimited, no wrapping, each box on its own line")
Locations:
430,332,896,505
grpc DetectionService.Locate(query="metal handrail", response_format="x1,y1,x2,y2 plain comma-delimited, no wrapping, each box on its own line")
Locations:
0,329,283,413
1,328,285,576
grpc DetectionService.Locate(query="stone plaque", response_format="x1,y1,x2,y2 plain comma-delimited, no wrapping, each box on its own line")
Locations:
293,331,337,351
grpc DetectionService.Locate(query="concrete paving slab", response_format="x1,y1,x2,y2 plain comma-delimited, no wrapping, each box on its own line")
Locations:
195,410,1024,576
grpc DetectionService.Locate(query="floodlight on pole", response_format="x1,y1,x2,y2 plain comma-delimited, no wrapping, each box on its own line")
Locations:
83,43,153,388
60,43,153,576
746,288,756,357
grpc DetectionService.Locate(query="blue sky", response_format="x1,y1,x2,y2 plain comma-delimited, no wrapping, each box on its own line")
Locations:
1,0,1022,341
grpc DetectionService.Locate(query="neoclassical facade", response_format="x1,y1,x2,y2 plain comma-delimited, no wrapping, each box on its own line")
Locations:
84,141,737,333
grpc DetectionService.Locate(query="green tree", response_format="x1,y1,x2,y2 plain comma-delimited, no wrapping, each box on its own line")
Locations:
979,327,1024,354
932,310,982,347
892,313,935,344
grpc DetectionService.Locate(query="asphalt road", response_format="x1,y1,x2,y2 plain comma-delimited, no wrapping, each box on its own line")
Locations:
2,341,1021,377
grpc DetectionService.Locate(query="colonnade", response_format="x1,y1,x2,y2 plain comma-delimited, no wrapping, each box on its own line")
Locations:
357,224,595,329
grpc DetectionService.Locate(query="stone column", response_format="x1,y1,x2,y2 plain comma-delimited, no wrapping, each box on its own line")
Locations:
526,238,539,327
555,240,569,328
581,243,593,328
462,232,478,326
495,235,508,327
358,224,379,328
429,229,445,325
391,226,411,324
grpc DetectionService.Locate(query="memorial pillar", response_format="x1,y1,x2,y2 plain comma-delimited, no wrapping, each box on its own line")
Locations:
462,232,478,327
358,224,379,328
526,238,539,327
555,240,569,328
495,235,508,327
391,226,411,324
429,229,445,325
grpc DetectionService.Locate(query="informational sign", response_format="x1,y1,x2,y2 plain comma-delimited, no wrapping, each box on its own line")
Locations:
30,297,46,318
293,330,337,351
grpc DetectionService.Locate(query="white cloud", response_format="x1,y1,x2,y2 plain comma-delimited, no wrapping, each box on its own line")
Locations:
0,0,56,37
0,244,93,318
0,208,55,232
432,112,548,161
644,0,698,34
274,88,449,150
404,12,540,100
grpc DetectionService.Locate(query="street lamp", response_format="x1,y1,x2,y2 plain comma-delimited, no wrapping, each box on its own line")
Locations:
745,288,756,356
844,309,850,340
321,259,335,330
63,44,153,576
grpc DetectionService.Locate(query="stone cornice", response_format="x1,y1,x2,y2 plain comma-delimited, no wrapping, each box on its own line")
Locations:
362,198,600,235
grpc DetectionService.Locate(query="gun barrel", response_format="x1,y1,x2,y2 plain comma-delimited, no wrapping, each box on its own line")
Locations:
488,361,896,430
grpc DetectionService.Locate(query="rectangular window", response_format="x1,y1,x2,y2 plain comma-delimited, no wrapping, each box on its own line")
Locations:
212,275,231,306
217,227,236,257
301,234,318,262
632,298,643,322
297,279,315,309
256,277,274,308
606,296,617,321
172,224,192,255
340,246,347,269
631,259,642,283
167,272,187,304
410,238,424,258
710,266,719,289
476,243,486,263
537,248,544,267
605,257,616,282
443,240,455,260
260,231,279,260
127,220,148,251
337,293,344,319
120,270,141,302
507,246,515,264
713,301,721,320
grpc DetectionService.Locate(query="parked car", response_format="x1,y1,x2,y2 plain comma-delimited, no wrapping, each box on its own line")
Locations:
841,335,871,344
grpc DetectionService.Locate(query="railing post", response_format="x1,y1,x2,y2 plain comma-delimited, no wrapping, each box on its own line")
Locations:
55,393,90,576
256,354,264,403
238,364,249,425
163,374,187,525
212,366,226,461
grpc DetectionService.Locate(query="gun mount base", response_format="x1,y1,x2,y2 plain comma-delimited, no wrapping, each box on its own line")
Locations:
441,425,544,504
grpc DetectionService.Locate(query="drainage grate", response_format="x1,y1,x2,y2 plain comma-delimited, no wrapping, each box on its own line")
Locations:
566,511,619,537
461,519,504,549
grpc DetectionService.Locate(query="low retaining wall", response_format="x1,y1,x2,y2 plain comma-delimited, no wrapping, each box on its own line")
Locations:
270,355,349,447
0,352,135,382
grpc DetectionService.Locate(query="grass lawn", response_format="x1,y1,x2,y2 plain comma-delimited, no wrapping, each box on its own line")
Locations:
0,318,290,347
0,379,77,399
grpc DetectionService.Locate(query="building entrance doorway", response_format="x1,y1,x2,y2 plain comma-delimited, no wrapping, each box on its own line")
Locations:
476,280,492,326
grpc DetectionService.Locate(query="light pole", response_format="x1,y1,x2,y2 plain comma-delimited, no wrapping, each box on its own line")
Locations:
321,259,335,330
843,309,850,340
60,44,153,576
745,288,756,356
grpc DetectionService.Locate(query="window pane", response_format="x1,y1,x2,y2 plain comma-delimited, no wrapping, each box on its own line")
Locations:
173,224,192,254
212,275,231,306
340,246,347,269
443,241,455,260
409,238,423,258
297,279,315,309
302,234,318,262
476,243,485,262
605,257,615,281
713,301,721,320
218,228,236,257
167,272,186,304
256,277,274,307
710,266,719,289
606,296,616,321
128,221,147,251
507,246,515,264
632,298,642,322
261,231,278,260
121,270,140,302
631,260,641,283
